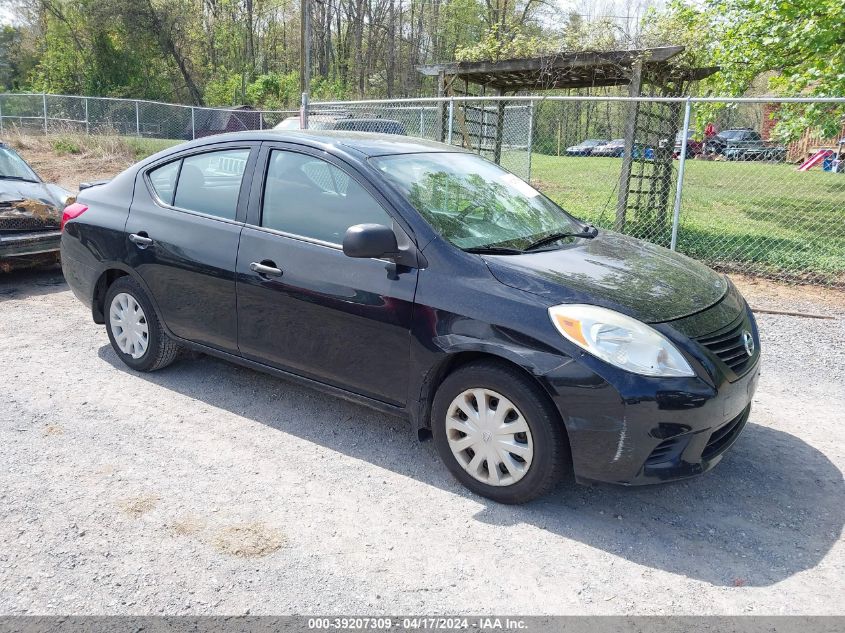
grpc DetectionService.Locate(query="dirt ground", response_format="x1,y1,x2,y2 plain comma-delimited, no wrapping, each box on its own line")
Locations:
8,134,137,193
0,265,842,615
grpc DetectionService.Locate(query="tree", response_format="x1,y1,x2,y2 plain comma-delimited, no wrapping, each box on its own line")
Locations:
667,0,845,137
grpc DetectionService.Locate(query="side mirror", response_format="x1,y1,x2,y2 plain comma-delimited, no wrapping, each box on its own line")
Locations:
343,223,399,259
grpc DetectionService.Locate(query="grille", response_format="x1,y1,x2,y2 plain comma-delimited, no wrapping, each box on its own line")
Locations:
645,435,686,466
696,319,754,377
0,201,60,232
702,406,750,461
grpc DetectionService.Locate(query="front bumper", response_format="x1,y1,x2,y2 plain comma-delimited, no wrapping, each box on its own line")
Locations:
0,230,61,259
539,301,761,486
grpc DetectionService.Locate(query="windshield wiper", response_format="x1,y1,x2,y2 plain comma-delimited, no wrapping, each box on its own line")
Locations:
0,175,39,183
524,225,597,251
462,245,525,255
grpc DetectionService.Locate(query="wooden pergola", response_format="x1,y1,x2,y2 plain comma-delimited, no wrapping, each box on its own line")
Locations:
417,46,716,93
418,47,718,230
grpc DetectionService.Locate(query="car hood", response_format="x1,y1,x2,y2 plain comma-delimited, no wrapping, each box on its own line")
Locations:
0,180,70,231
483,230,727,323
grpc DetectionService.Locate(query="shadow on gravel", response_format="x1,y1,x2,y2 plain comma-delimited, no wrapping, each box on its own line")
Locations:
99,345,844,588
0,265,66,301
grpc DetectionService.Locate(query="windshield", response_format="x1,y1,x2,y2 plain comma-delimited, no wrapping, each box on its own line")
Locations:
582,139,606,146
0,147,39,181
372,152,582,250
718,130,746,140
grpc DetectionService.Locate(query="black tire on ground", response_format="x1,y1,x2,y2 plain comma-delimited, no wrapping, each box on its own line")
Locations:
431,360,571,504
104,276,180,372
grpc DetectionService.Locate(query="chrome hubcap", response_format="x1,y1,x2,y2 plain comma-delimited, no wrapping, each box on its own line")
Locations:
109,292,149,359
445,388,534,487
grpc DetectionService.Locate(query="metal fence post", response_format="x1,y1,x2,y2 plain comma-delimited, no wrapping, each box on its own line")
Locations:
670,97,692,251
0,97,4,134
84,97,89,134
301,92,309,129
135,100,141,137
191,107,196,140
447,97,454,145
526,99,535,182
42,93,48,134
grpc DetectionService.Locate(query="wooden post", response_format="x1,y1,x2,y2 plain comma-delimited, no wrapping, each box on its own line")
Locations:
615,59,643,232
436,71,446,142
493,87,505,165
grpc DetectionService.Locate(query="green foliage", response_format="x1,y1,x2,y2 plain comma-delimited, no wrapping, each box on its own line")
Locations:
560,13,620,51
123,137,181,160
25,0,176,99
204,71,339,109
455,23,555,62
666,0,845,139
0,25,37,90
203,74,245,107
50,137,82,155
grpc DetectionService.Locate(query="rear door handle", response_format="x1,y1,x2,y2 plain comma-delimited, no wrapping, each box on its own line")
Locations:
129,233,153,247
249,261,283,278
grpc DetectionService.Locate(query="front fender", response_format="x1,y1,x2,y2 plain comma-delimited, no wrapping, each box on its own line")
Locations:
432,333,573,377
407,324,575,433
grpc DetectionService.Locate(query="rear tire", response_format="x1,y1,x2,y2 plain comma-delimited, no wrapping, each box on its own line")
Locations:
431,360,570,504
104,276,180,372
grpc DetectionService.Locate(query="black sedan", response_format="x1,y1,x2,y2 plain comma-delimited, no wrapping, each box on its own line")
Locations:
0,142,73,271
61,131,760,503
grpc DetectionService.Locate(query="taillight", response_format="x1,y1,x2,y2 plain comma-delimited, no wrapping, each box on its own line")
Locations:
61,203,88,231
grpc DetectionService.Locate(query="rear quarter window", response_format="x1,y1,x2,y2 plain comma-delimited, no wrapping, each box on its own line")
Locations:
148,161,180,205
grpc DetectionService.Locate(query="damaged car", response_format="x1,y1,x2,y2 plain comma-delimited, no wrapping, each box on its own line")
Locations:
61,131,761,504
0,142,73,272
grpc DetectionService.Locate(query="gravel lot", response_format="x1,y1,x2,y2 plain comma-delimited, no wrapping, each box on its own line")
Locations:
0,266,843,615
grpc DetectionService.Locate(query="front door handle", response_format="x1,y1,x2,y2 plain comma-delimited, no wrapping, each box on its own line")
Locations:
249,261,283,278
129,233,154,247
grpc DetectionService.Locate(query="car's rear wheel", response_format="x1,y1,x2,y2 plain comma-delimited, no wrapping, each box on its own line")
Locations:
104,276,180,372
431,360,570,504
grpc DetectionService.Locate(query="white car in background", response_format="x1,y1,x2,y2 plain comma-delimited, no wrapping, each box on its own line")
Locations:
274,115,338,131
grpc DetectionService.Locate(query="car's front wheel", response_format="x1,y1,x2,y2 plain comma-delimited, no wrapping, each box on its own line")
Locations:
104,276,180,372
432,361,570,504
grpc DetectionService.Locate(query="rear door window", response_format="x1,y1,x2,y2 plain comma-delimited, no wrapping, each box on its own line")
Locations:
171,149,250,220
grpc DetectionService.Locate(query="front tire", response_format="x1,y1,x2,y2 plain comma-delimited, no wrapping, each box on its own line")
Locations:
104,276,180,372
432,361,570,504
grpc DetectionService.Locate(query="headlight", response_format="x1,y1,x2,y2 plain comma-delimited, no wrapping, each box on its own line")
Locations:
548,304,695,377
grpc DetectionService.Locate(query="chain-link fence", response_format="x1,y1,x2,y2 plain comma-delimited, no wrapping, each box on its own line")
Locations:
530,96,845,288
2,92,844,288
0,93,298,139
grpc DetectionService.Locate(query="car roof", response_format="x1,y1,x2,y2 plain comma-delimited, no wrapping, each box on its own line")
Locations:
172,129,466,158
334,118,401,124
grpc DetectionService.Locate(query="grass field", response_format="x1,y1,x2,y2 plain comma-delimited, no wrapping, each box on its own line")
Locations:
531,154,845,285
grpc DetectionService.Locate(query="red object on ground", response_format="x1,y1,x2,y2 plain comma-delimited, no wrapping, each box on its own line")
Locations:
797,149,833,172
